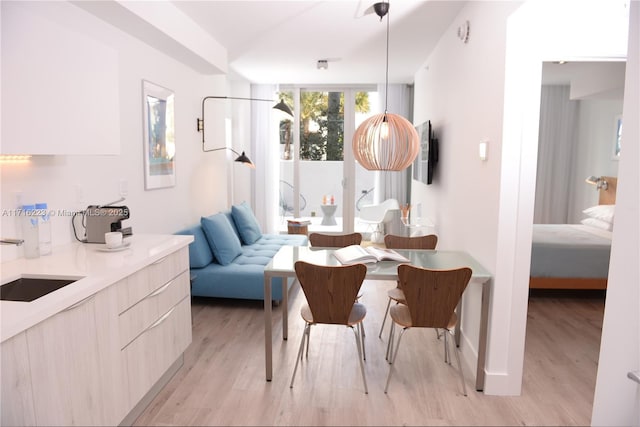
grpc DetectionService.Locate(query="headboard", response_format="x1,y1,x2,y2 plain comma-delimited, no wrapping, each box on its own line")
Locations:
599,176,617,205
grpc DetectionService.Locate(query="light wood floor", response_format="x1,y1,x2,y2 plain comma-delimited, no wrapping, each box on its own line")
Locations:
133,283,605,426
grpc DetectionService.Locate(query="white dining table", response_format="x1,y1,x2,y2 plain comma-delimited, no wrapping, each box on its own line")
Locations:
263,245,492,391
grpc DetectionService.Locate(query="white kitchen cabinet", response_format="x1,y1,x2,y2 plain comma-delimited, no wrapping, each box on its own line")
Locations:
122,296,192,407
1,2,120,155
0,332,36,426
26,285,120,426
0,237,192,426
116,247,191,415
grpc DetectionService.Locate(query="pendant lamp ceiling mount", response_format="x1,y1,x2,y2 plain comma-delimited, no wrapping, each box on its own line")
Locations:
373,1,389,20
352,0,420,172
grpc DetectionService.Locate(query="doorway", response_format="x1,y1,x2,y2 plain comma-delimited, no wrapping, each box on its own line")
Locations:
276,86,378,234
526,59,625,407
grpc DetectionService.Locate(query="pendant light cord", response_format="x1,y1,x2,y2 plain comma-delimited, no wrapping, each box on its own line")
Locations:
384,2,389,114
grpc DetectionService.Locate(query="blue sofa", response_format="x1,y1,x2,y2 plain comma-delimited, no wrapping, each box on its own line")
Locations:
176,203,307,302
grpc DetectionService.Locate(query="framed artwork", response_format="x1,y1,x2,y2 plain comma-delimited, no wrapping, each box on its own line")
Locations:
142,80,176,190
612,114,622,160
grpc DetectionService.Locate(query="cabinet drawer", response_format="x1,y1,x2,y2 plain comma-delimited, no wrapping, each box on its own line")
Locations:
121,296,192,408
115,247,188,313
118,270,189,349
1,332,36,426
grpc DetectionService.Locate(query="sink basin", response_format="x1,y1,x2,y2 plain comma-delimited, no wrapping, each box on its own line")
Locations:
0,276,83,302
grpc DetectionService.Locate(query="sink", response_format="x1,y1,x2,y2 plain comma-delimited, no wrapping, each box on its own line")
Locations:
0,276,83,302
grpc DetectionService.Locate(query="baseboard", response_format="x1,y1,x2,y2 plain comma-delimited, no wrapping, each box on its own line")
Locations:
119,354,184,426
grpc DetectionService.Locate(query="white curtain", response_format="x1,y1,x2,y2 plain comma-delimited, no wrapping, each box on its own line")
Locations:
250,84,279,233
534,85,579,223
374,83,413,206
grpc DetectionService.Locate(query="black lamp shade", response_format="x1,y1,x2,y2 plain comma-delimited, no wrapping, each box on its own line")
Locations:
234,151,255,168
273,99,293,117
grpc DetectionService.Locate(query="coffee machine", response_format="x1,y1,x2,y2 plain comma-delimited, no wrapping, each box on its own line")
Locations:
85,204,132,243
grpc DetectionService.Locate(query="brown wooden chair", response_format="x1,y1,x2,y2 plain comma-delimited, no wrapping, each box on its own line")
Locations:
290,261,369,394
308,232,362,248
310,232,365,322
379,234,438,339
384,265,472,395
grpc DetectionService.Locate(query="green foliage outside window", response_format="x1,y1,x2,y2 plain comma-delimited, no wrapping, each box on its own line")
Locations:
277,91,370,161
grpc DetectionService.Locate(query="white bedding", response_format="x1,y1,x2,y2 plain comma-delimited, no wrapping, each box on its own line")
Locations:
530,224,612,279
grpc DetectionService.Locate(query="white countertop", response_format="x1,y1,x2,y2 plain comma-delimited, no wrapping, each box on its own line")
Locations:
1,234,193,342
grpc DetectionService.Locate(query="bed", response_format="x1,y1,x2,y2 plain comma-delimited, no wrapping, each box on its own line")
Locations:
529,177,617,290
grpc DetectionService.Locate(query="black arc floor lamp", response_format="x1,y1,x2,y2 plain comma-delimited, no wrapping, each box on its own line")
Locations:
197,96,293,169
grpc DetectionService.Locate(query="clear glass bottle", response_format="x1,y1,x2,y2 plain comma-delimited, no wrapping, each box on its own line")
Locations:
35,202,52,255
21,204,40,259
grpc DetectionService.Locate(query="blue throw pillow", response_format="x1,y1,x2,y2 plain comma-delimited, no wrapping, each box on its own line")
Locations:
231,201,262,245
175,226,213,269
201,214,242,265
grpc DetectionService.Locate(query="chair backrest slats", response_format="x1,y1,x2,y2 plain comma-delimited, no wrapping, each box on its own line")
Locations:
294,262,366,325
397,265,472,328
309,232,362,248
384,234,438,250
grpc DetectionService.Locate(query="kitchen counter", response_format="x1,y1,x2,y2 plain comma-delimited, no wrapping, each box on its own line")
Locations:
1,234,193,342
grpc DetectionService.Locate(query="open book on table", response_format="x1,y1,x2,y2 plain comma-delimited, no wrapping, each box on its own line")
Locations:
333,245,410,265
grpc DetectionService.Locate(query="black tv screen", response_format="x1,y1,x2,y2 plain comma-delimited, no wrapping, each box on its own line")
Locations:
412,120,438,185
427,135,438,185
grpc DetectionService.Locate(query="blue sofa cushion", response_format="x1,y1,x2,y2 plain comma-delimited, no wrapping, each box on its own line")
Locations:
231,201,262,245
201,213,242,265
189,233,308,301
175,225,213,269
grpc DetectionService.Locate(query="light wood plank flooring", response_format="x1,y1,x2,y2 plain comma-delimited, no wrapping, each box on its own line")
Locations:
133,283,605,426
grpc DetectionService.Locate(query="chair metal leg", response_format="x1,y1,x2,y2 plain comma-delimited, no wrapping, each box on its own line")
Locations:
443,330,450,364
378,297,392,338
385,320,395,362
358,322,367,361
305,323,310,359
352,325,369,394
384,327,406,393
448,329,468,396
290,323,310,388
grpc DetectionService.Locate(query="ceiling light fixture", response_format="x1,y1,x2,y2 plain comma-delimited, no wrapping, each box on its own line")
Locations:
317,59,328,70
352,1,419,171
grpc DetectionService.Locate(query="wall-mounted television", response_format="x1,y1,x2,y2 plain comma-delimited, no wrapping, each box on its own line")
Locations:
412,120,439,185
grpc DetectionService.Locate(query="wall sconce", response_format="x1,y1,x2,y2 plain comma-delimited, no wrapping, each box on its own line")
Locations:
196,96,293,168
585,175,608,190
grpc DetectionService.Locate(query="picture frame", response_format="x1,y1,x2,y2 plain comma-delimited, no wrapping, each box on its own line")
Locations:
142,80,176,190
612,114,622,160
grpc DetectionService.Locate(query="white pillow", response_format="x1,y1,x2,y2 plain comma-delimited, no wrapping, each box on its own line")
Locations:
581,217,613,231
582,204,615,224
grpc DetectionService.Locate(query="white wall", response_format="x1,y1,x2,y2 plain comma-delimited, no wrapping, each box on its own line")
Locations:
0,1,238,261
411,0,521,388
570,97,623,222
411,0,631,398
592,1,639,423
495,0,629,398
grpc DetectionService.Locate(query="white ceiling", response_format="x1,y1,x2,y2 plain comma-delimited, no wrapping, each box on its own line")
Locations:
542,61,626,99
172,1,467,84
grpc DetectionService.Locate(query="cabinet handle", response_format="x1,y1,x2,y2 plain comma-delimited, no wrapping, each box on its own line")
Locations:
62,293,97,312
148,306,176,331
151,255,169,265
148,278,174,298
628,371,640,385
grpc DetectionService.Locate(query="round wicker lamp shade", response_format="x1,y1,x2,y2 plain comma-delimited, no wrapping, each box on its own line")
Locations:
352,112,420,171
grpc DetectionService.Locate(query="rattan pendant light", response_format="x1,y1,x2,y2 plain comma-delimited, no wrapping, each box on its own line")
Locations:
352,1,420,171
